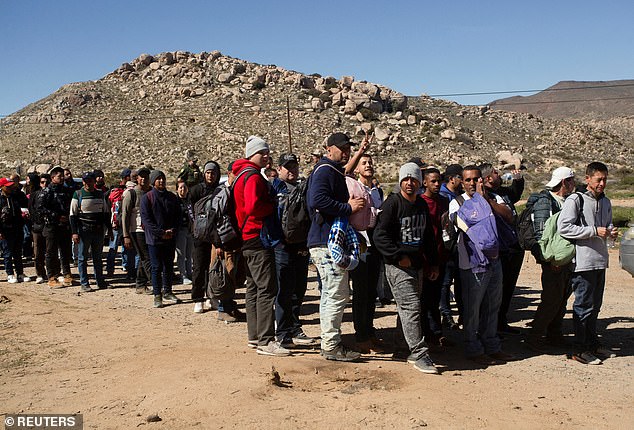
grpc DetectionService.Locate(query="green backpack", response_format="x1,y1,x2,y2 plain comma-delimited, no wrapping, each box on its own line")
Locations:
538,193,586,266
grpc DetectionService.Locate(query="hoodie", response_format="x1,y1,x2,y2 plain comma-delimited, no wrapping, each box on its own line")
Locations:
232,158,274,242
557,190,612,271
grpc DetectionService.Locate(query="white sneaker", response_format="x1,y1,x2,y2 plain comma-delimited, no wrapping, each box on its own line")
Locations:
57,276,65,283
18,274,31,282
7,275,18,284
35,276,45,284
182,277,192,285
256,341,291,357
193,302,204,313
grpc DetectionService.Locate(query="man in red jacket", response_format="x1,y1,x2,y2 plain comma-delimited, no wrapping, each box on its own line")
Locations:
232,135,290,357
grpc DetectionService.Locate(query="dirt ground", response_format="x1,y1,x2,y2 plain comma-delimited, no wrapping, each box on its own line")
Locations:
1,251,633,429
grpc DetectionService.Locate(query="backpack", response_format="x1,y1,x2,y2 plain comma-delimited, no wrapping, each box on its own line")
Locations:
192,168,257,250
281,179,311,244
456,192,499,261
517,192,549,251
108,187,125,229
441,210,458,253
538,192,586,266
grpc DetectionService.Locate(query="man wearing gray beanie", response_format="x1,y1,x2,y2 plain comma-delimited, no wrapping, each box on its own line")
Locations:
245,135,269,159
373,162,440,374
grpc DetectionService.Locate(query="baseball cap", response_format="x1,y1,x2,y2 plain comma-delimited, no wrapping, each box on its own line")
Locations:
82,171,96,181
120,168,132,178
326,132,353,149
278,153,298,167
546,167,575,188
0,178,15,187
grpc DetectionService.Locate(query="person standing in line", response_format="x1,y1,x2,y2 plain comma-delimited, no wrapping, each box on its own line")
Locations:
174,179,194,285
29,174,50,284
0,177,30,283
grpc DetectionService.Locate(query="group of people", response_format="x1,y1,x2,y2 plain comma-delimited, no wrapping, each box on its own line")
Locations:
0,131,618,374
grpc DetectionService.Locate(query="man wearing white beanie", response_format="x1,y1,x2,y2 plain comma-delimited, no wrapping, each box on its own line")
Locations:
373,162,440,374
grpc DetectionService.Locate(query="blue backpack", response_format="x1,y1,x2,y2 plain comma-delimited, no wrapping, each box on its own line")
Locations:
456,193,500,262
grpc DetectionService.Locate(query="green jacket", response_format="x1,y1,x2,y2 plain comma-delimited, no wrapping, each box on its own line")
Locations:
178,164,202,188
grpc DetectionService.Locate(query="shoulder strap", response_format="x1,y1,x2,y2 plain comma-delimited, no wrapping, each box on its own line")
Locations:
455,194,465,207
574,192,587,226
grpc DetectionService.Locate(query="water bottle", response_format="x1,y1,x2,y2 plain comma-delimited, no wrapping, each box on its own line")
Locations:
607,223,616,249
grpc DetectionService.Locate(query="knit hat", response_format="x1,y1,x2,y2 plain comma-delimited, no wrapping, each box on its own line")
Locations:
546,166,574,188
149,170,165,186
203,161,219,174
245,135,269,159
399,162,422,185
137,167,151,177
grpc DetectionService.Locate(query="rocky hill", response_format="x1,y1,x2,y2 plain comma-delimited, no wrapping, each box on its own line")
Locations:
1,51,633,183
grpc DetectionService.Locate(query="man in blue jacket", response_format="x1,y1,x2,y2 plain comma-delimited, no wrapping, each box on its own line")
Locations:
307,132,365,362
141,170,182,308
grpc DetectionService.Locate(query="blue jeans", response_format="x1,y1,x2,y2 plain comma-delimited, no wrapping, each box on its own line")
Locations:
106,227,136,275
175,226,193,280
385,264,429,360
310,247,350,350
147,241,176,296
571,270,605,352
274,244,310,343
460,259,503,357
78,227,106,287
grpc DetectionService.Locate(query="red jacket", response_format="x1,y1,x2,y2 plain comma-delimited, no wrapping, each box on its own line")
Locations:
232,159,273,241
421,193,449,265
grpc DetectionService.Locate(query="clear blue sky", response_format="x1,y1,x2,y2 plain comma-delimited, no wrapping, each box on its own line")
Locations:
1,0,633,115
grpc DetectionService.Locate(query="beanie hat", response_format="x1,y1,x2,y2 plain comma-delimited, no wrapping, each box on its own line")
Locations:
204,161,219,174
245,135,269,159
149,170,165,186
399,162,422,185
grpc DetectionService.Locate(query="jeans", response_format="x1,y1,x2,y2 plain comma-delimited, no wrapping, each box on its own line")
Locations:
422,266,445,339
350,249,379,342
310,247,350,350
385,264,428,360
460,259,503,357
130,232,152,288
571,269,606,352
78,227,106,287
274,243,310,343
175,226,193,280
191,239,212,303
32,231,47,278
1,228,24,276
498,250,524,326
106,227,136,276
147,241,176,296
243,243,277,346
43,225,72,278
531,263,573,338
440,255,462,320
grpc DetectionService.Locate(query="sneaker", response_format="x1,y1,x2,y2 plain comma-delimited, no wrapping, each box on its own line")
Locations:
153,295,163,309
469,354,505,366
7,275,18,284
413,354,440,374
17,274,31,282
48,277,63,288
80,285,94,293
573,351,602,365
182,277,192,285
135,286,146,294
593,346,615,358
256,341,291,357
247,340,258,349
205,298,218,310
144,286,153,295
35,276,45,284
442,315,459,330
489,351,517,362
292,332,318,346
193,302,204,313
321,344,361,362
162,292,181,304
218,311,238,323
62,274,73,287
498,324,521,336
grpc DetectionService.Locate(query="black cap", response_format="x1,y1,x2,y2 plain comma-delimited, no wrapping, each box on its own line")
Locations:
82,171,96,181
120,168,132,178
443,164,463,179
278,153,298,167
326,132,353,149
137,167,151,177
93,169,104,178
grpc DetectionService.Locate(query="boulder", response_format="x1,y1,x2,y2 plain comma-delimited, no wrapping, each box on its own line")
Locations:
348,92,370,108
343,99,357,115
340,76,354,88
138,53,154,66
441,129,457,140
374,126,390,141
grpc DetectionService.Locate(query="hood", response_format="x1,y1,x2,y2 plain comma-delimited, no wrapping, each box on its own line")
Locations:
204,160,222,189
232,159,260,176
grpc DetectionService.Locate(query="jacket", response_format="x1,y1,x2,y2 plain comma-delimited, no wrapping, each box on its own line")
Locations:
121,186,148,237
531,190,564,241
69,188,111,234
373,192,438,270
421,193,449,264
558,190,612,271
35,183,74,229
306,157,351,248
140,188,181,246
0,191,26,233
232,159,274,242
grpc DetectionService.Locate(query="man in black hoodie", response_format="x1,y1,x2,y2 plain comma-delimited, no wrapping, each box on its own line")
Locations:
373,162,440,374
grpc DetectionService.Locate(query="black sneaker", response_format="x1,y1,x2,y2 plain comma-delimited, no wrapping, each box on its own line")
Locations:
413,354,439,374
292,332,318,346
80,284,93,293
498,324,521,336
321,344,361,362
153,295,163,308
163,292,181,304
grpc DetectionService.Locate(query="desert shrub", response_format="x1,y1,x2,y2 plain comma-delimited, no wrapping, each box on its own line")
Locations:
612,207,634,227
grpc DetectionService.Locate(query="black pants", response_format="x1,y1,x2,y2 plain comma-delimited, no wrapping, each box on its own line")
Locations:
498,250,524,326
350,250,380,342
130,232,152,288
243,240,277,346
191,239,212,303
43,225,72,278
531,263,573,338
32,231,47,279
421,266,446,340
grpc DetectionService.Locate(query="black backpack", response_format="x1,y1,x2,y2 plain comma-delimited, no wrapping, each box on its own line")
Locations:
281,179,311,244
517,192,547,251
